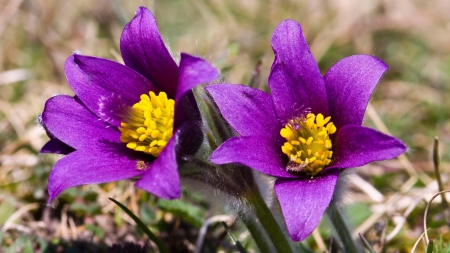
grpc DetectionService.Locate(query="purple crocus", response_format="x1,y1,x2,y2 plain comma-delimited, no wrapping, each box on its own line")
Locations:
40,6,218,202
205,20,406,241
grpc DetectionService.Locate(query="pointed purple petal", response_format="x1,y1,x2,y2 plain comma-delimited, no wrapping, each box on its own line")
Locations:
65,54,159,117
41,139,75,155
176,53,218,101
274,170,339,241
327,125,407,170
48,143,146,202
135,135,181,199
120,6,179,97
210,136,296,178
269,20,328,123
42,95,120,149
324,55,388,130
205,84,281,138
173,53,219,129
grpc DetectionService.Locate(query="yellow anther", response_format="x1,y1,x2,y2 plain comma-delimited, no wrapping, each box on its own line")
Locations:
318,130,327,136
316,113,324,128
136,127,146,134
151,130,160,139
280,113,337,176
127,142,137,149
325,140,332,149
120,91,174,157
280,128,292,139
329,125,337,134
291,140,300,145
306,116,315,128
139,134,147,142
285,142,293,150
157,140,167,146
136,146,146,152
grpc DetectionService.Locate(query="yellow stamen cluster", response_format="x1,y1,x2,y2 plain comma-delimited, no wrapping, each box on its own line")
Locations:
120,91,174,157
280,113,337,176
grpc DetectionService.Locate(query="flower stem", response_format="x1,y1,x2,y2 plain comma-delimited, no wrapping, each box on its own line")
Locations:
326,200,363,253
243,188,298,253
238,209,277,253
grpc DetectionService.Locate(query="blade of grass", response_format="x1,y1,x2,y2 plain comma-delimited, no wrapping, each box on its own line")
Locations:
433,137,450,226
359,233,376,253
426,240,434,253
423,191,450,242
221,221,247,253
109,197,169,253
410,229,430,253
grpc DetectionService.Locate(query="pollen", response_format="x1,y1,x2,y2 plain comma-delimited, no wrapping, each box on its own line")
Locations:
119,91,174,157
280,113,336,176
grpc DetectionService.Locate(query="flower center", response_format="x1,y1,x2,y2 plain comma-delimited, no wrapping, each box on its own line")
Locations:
119,91,174,157
280,113,337,176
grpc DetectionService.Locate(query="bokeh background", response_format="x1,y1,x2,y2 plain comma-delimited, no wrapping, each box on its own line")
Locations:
1,0,450,252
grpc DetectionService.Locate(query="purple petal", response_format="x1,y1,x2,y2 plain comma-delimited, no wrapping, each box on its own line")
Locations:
173,90,200,130
176,53,218,101
210,136,296,178
205,84,281,139
65,54,159,117
42,95,120,149
269,20,328,123
135,135,181,199
327,125,407,170
274,170,339,241
120,6,179,97
97,93,130,127
41,139,75,155
175,120,204,160
324,55,388,130
173,53,219,129
48,143,146,202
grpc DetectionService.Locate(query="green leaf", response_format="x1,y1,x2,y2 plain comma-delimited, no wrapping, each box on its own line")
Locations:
86,224,105,239
158,199,204,227
109,197,169,253
0,198,15,224
427,240,434,253
139,204,155,224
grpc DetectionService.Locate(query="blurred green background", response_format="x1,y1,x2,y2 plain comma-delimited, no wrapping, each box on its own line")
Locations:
1,0,450,252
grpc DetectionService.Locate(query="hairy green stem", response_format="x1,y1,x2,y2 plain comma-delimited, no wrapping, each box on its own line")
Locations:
243,189,298,253
238,209,276,253
326,200,362,253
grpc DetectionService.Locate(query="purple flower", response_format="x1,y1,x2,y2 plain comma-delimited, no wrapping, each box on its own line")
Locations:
40,6,218,202
205,20,406,241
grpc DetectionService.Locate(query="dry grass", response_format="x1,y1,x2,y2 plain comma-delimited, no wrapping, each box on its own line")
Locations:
1,0,450,252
